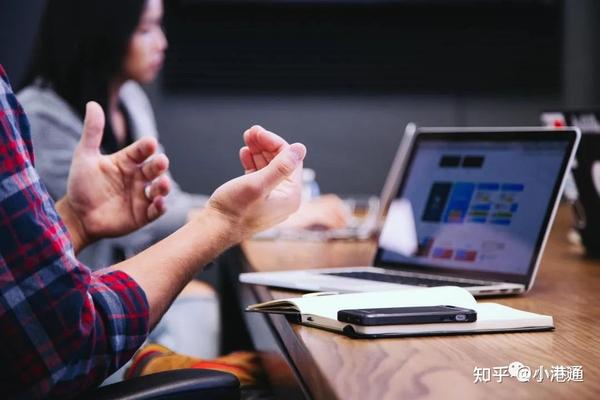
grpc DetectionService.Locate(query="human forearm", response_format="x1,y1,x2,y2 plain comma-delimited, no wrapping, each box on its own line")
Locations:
55,197,91,254
111,208,239,328
107,126,304,329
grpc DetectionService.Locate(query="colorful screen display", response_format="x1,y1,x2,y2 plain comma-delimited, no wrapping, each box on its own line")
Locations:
379,138,569,276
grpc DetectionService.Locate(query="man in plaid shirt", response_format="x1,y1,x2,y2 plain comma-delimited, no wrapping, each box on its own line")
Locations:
0,64,306,398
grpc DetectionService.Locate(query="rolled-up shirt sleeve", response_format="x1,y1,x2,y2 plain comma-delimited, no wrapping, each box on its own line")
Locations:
0,65,149,398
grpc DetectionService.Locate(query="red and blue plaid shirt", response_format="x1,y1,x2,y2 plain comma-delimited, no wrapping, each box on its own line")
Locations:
0,65,149,398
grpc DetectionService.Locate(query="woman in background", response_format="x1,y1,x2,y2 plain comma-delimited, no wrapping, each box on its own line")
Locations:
18,0,220,365
18,0,348,365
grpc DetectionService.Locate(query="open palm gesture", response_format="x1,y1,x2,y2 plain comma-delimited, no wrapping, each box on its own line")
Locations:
65,102,171,245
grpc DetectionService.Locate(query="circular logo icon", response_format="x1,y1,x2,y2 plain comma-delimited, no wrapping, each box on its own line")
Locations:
516,366,532,382
508,362,531,382
508,361,524,377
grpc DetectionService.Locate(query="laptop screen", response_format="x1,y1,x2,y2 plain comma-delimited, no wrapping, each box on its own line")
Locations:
375,130,578,284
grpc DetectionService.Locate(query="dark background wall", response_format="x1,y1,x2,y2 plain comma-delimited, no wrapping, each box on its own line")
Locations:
1,0,600,196
0,0,46,86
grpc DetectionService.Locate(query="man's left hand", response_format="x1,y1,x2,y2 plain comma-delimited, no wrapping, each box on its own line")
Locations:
57,101,171,252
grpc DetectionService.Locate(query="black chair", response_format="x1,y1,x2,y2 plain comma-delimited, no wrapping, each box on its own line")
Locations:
85,369,240,400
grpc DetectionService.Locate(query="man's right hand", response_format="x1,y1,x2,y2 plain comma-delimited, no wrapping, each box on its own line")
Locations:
115,125,305,328
205,126,306,241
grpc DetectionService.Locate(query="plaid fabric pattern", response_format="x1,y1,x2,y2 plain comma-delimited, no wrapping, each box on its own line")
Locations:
0,65,149,399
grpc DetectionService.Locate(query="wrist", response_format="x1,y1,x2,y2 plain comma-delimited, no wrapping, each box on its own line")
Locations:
196,206,244,248
55,197,92,253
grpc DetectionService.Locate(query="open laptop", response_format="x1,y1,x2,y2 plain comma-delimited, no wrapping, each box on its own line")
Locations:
241,126,580,296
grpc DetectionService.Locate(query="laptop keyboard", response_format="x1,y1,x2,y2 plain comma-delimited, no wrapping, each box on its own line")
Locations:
324,271,486,288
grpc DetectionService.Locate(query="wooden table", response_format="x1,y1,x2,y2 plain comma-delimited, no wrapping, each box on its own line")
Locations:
239,205,600,399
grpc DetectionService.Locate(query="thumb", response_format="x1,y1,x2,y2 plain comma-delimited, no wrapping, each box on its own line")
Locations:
253,143,306,192
79,101,105,152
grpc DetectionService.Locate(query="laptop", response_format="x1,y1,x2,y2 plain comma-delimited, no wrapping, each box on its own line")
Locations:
241,126,581,296
542,110,600,256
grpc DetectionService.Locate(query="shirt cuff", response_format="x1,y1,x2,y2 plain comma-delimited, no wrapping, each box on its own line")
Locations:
90,270,150,361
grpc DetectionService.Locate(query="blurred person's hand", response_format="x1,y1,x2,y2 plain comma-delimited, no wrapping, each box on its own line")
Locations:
205,125,306,240
280,194,351,230
57,102,170,251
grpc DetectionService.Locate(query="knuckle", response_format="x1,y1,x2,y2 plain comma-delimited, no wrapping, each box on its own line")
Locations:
245,125,261,137
275,157,295,177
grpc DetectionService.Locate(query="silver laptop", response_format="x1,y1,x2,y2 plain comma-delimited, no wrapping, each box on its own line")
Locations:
241,126,581,296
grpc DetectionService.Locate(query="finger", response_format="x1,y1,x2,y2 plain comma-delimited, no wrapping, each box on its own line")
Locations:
117,137,159,165
244,129,268,169
146,175,171,199
252,142,306,193
140,153,169,181
239,146,257,173
79,101,105,152
251,150,269,170
244,126,287,170
326,203,351,227
147,196,167,221
331,210,350,228
314,210,347,229
244,125,288,153
255,129,288,152
260,149,275,164
314,208,346,229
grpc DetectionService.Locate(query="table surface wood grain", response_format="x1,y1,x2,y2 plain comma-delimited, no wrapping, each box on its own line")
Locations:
242,205,600,400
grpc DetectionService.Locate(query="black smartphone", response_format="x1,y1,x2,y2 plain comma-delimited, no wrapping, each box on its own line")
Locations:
337,305,477,326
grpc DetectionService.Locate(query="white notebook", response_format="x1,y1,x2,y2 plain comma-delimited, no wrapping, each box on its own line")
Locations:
246,286,554,338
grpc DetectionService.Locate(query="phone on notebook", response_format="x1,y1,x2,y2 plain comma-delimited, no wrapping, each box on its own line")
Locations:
337,305,477,326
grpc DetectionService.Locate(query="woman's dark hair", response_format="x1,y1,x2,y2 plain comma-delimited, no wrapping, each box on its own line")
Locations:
20,0,147,151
